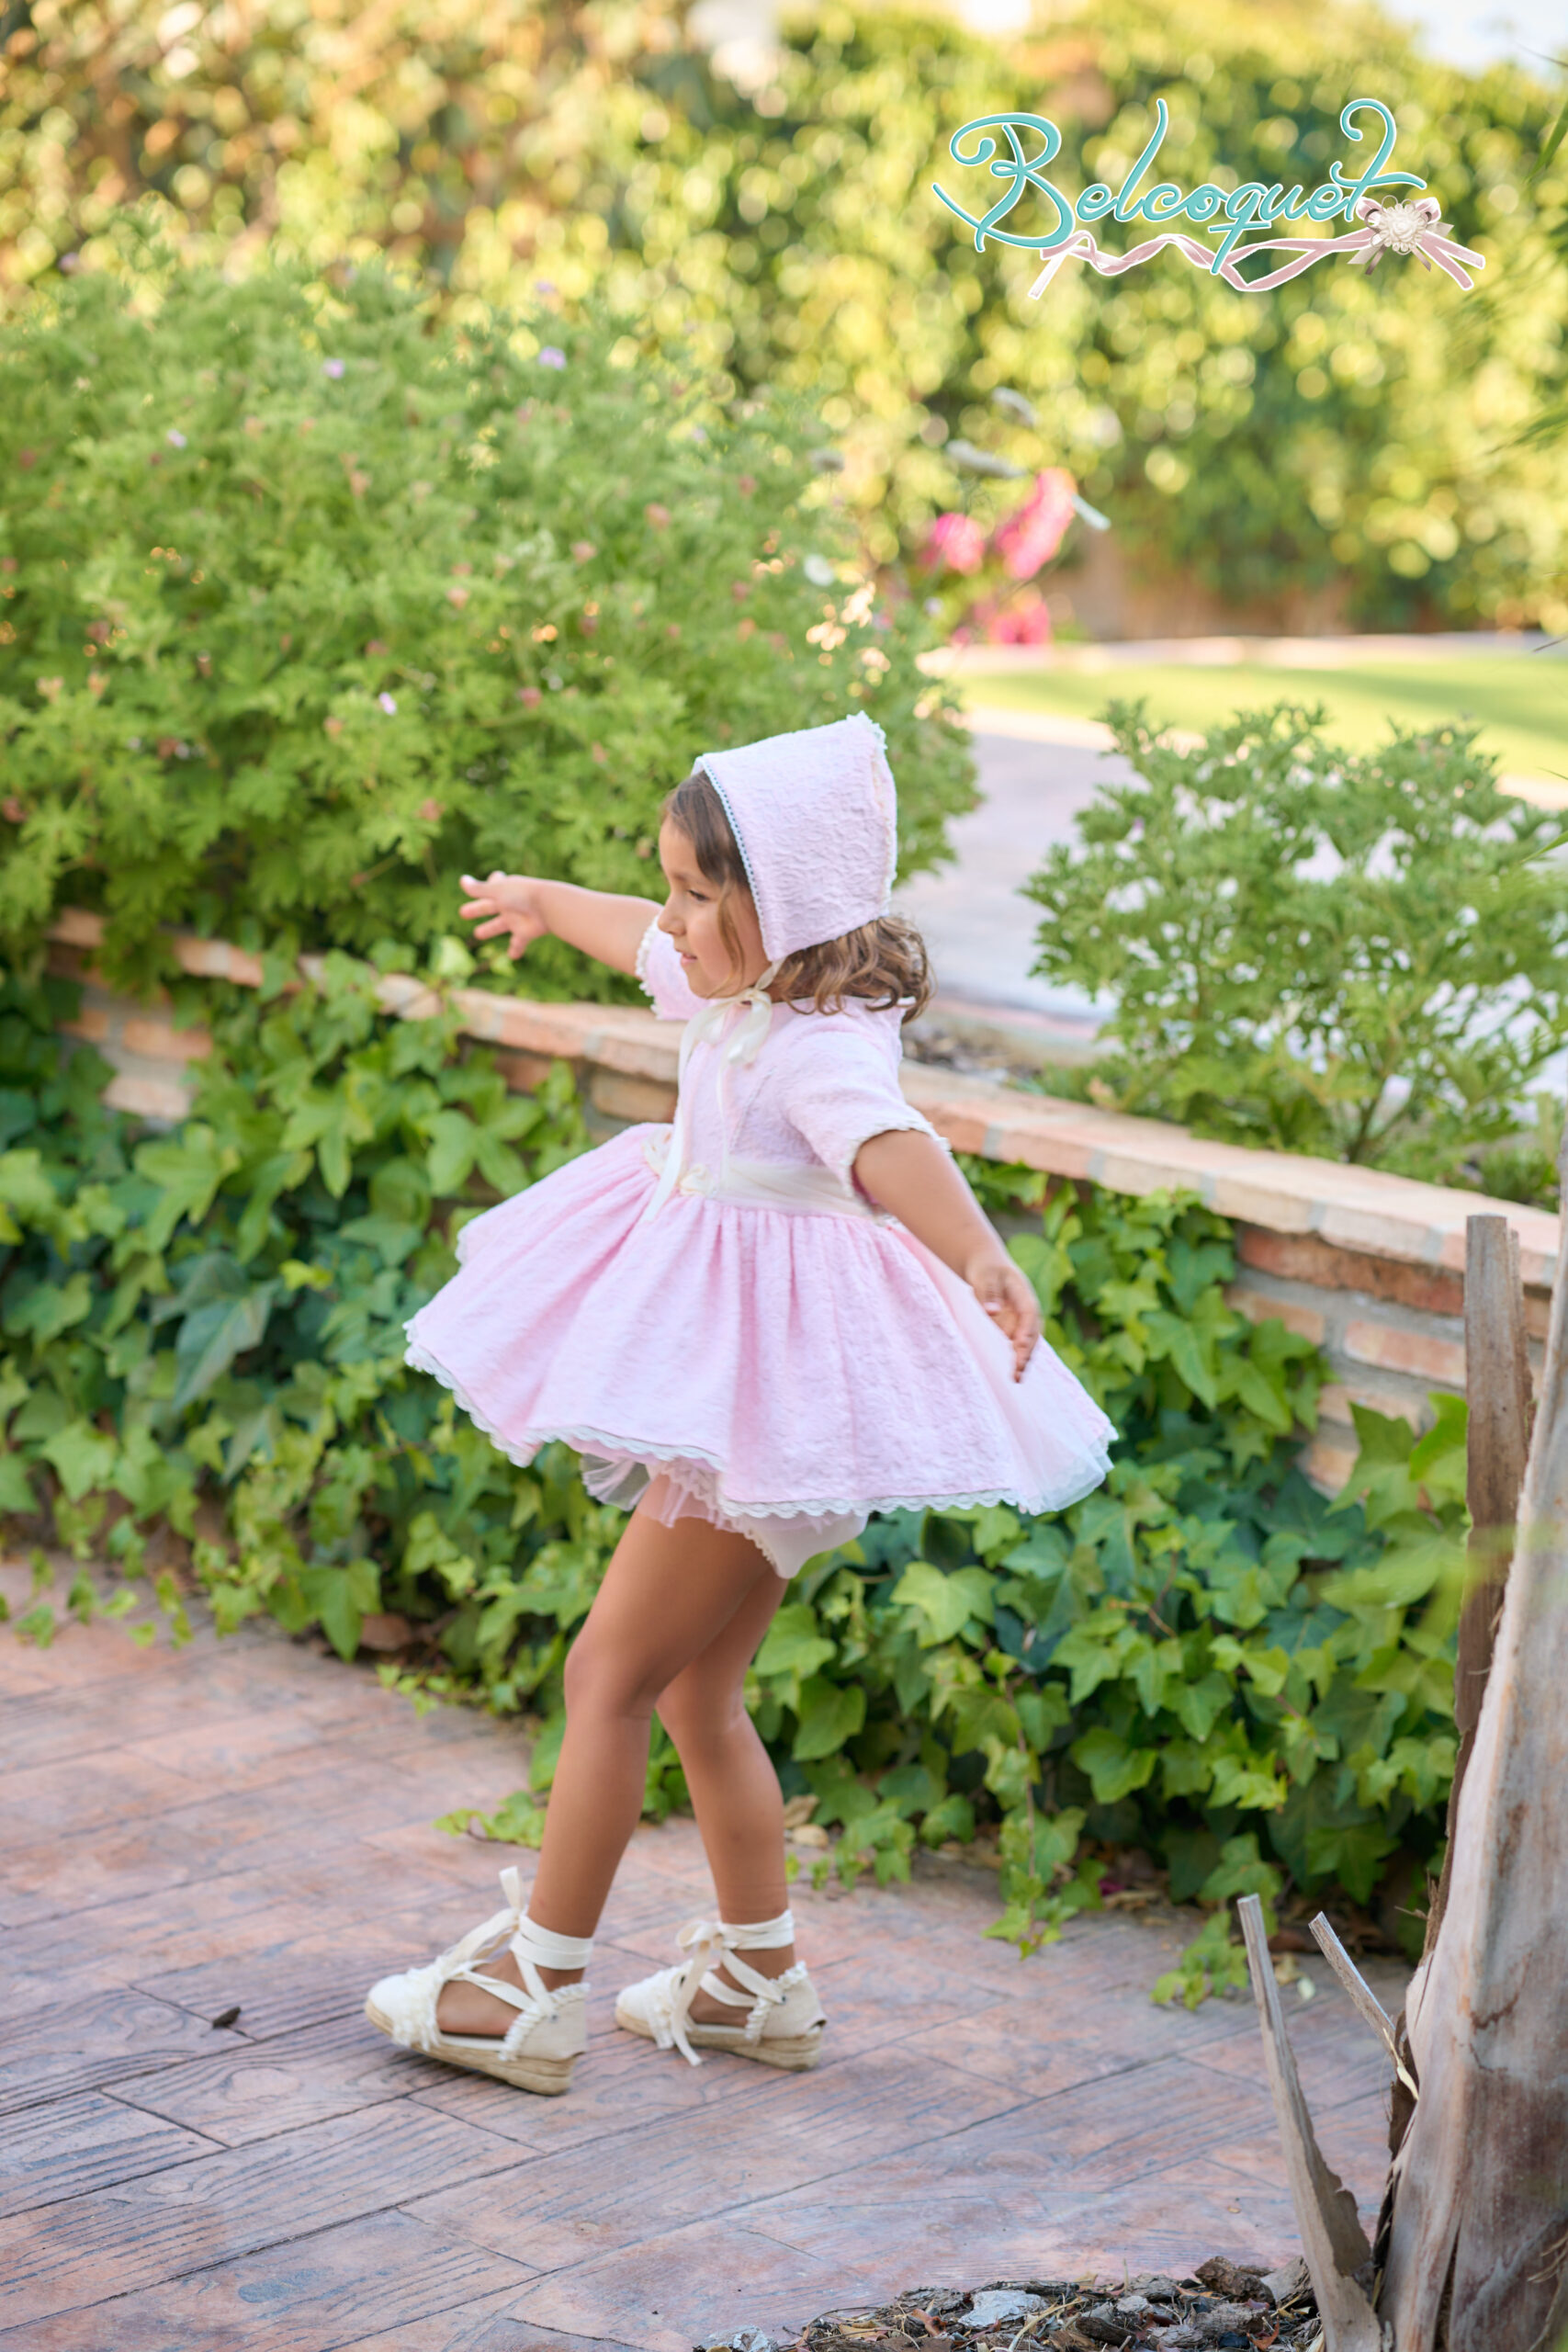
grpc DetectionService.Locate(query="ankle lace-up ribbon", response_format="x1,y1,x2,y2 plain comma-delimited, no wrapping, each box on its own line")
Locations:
378,1867,592,2063
643,1910,800,2067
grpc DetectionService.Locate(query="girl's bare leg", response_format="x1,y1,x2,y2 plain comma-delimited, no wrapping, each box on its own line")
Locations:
655,1571,798,2021
438,1487,786,2034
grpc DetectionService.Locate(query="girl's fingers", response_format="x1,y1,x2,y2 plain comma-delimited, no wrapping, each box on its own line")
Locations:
987,1270,1039,1381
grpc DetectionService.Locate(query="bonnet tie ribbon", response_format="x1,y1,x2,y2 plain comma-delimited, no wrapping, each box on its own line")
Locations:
640,964,780,1224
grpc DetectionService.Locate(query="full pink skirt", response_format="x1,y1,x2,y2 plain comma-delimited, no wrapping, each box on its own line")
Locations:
404,1125,1115,1574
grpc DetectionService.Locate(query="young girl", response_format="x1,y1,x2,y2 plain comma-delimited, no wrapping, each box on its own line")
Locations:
367,712,1114,2092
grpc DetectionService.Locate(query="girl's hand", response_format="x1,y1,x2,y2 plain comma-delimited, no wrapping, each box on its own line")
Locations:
965,1249,1041,1381
852,1132,1042,1383
459,872,548,960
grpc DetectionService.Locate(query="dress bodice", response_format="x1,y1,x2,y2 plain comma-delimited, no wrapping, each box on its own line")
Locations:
634,917,944,1210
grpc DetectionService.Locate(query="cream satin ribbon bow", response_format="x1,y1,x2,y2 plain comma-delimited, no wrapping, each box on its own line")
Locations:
641,960,781,1223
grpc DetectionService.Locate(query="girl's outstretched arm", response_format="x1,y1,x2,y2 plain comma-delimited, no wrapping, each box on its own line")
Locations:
459,873,660,978
852,1129,1041,1380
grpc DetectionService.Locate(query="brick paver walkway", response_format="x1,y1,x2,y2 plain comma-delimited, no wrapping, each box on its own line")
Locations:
1,1572,1403,2352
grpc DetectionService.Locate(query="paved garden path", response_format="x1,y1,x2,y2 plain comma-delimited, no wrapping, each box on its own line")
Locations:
894,719,1119,1044
1,1570,1404,2352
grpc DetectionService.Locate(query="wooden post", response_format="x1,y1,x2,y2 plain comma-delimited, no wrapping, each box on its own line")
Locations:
1379,1193,1568,2350
1449,1216,1533,1861
1236,1895,1382,2352
1377,1214,1535,2227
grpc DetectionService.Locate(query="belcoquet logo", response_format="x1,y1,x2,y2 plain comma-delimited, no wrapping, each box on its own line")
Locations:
934,98,1486,300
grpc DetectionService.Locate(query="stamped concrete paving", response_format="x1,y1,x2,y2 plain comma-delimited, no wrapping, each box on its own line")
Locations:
0,1577,1404,2352
894,723,1117,1040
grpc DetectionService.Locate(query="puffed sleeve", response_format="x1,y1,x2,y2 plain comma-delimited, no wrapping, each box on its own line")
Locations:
636,914,705,1023
782,1023,951,1190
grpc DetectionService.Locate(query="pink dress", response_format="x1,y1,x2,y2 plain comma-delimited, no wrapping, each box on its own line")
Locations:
404,919,1115,1576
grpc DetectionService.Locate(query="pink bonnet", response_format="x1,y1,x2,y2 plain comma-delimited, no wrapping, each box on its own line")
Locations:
695,711,898,963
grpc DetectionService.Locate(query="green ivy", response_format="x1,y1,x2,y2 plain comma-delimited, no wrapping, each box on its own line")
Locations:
2,963,1464,1978
0,955,611,1665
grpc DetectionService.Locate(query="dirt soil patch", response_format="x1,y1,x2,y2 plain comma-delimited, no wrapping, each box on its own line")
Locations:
708,2254,1321,2352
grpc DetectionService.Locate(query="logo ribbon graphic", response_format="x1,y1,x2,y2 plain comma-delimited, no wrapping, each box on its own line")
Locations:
1028,195,1484,301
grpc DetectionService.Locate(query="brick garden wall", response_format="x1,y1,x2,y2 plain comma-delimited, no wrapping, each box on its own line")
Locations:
46,910,1557,1496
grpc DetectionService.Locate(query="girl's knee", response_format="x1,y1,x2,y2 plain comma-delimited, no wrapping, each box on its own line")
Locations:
657,1671,748,1750
563,1628,659,1723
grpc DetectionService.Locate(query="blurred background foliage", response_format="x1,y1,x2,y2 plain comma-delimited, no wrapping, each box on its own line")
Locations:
1,0,1563,630
0,263,972,990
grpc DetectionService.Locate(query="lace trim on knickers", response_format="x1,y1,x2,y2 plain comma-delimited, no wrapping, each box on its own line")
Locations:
404,1329,1114,1521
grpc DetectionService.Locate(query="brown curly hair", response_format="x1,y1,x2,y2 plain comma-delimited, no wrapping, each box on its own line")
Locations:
662,767,932,1022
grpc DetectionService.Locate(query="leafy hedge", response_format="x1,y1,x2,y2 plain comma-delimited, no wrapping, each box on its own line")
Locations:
0,262,972,993
2,961,1464,1968
5,1,1566,629
1027,702,1568,1204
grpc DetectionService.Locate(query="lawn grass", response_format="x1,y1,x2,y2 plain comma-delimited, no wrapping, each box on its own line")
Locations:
960,654,1568,784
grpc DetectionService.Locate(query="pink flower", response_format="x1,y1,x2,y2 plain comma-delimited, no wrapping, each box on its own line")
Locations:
993,469,1077,582
987,592,1054,646
538,346,567,369
923,511,986,575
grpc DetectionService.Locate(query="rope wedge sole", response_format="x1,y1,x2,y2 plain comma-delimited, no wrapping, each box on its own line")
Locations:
364,1993,578,2095
613,1996,824,2070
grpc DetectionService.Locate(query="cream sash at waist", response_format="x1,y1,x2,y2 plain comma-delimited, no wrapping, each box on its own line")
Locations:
641,1130,886,1222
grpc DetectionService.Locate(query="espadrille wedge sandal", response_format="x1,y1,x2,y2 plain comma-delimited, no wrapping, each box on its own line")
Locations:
365,1866,591,2096
615,1909,824,2070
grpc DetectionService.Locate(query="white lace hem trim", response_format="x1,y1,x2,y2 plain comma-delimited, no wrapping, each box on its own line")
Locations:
403,1329,1114,1523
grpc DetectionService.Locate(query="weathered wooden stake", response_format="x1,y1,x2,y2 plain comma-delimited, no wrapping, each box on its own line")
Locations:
1309,1914,1416,2102
1417,1215,1535,1951
1379,1212,1536,2214
1379,1187,1568,2350
1236,1894,1382,2352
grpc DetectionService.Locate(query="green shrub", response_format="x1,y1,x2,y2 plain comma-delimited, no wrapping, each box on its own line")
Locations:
6,3,1567,630
2,960,1463,1968
1026,701,1568,1201
0,262,972,994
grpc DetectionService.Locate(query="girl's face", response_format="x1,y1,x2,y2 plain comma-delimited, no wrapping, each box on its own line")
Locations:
657,818,768,998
